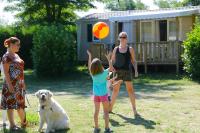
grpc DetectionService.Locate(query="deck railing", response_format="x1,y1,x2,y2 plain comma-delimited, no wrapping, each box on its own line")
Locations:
89,41,183,73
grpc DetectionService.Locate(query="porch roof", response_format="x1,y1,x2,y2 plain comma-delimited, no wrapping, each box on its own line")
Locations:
109,6,200,21
78,6,200,22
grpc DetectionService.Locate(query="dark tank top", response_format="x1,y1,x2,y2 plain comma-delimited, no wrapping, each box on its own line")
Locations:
113,46,131,70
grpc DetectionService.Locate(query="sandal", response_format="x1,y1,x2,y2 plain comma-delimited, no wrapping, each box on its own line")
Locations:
3,123,6,127
21,121,28,128
93,128,101,133
109,111,115,114
134,112,141,118
10,125,21,131
104,128,113,133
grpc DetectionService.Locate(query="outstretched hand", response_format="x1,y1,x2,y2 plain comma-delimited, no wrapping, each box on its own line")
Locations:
105,51,112,60
135,71,138,78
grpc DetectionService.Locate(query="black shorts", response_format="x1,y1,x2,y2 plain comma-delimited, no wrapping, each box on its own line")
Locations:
110,69,132,81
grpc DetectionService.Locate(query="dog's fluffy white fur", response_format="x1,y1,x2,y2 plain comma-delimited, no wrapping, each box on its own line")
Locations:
35,89,70,133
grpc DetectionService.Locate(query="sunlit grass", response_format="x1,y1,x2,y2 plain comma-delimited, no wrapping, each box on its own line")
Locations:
0,69,200,133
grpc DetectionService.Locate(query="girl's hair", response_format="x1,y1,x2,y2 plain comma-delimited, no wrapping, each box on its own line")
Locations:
4,37,20,48
90,58,104,76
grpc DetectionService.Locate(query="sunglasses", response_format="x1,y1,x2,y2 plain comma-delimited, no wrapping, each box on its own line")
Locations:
120,36,127,39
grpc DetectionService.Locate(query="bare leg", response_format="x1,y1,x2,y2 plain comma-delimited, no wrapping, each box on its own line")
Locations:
125,81,137,115
17,108,26,126
102,101,110,129
109,81,122,112
133,62,138,77
7,109,15,128
94,101,100,128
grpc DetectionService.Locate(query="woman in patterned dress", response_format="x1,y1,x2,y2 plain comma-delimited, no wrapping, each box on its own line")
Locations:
1,37,27,130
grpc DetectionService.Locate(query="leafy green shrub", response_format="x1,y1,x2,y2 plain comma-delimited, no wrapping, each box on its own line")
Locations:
32,25,76,77
182,24,200,80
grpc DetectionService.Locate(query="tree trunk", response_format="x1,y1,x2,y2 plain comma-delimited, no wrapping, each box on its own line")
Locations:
45,2,51,23
57,5,62,21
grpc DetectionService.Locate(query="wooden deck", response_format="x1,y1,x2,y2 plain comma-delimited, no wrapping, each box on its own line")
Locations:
89,41,183,74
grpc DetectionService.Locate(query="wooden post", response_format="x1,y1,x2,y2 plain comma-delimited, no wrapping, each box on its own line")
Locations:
176,42,180,74
158,42,161,62
135,43,138,61
115,21,119,46
144,43,147,74
140,43,143,62
176,17,179,74
192,15,196,29
136,20,140,43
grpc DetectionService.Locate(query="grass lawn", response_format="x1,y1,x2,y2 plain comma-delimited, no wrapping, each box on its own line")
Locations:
0,68,200,133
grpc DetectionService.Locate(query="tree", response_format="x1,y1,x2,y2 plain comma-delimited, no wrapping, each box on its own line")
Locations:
104,0,147,11
32,25,76,77
182,23,200,80
154,0,200,8
4,0,95,26
182,0,200,6
105,0,135,11
154,0,184,8
135,0,149,10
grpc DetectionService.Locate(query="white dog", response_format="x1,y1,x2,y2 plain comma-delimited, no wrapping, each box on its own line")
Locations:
35,90,70,133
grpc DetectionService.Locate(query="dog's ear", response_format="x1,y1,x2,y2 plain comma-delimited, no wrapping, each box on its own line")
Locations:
48,90,53,97
35,90,40,98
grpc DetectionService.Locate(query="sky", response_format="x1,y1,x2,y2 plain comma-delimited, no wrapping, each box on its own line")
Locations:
0,0,158,25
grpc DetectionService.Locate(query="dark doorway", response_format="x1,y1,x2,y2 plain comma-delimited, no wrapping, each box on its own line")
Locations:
159,20,167,41
118,22,123,34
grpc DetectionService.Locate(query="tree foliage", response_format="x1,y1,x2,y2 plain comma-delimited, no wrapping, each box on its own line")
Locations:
154,0,200,8
32,25,76,77
182,23,200,80
4,0,95,25
153,0,184,8
104,0,148,11
182,0,200,6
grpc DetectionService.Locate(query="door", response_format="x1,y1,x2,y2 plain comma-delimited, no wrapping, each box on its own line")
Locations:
159,20,167,41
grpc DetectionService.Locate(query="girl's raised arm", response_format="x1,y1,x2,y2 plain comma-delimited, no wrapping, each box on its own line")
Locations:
87,50,92,72
105,51,113,71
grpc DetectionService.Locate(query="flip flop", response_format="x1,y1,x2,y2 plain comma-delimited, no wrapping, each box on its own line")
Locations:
10,125,21,131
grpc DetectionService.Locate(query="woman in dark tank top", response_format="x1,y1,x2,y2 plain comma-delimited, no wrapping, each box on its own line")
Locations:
110,32,139,116
113,46,131,71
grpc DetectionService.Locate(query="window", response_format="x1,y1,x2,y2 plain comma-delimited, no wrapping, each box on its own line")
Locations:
141,21,153,42
87,23,100,42
168,21,176,41
87,24,92,42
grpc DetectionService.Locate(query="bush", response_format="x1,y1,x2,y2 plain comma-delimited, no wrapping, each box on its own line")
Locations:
182,23,200,80
32,25,76,77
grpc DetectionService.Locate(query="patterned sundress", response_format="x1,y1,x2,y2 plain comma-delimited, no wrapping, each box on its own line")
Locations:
1,52,26,109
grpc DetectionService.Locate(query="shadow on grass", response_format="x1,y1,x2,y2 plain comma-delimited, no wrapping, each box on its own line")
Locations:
54,128,70,133
37,128,70,133
109,118,125,127
0,70,191,99
2,127,28,133
111,113,156,129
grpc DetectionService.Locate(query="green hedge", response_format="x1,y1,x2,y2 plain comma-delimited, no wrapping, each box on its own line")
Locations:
32,25,76,77
182,23,200,80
